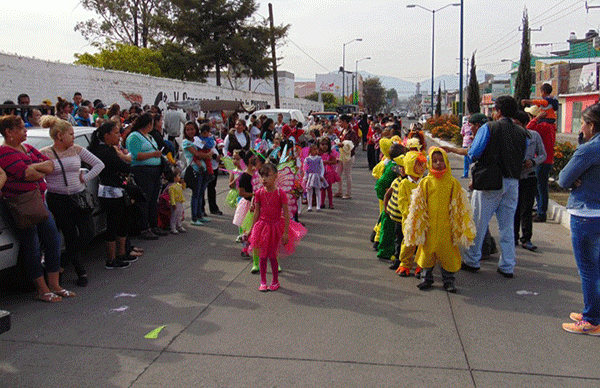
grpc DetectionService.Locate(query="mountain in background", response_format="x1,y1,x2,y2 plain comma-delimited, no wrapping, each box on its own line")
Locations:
296,70,496,98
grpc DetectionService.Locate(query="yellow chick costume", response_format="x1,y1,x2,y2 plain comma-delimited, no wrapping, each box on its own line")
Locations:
404,147,475,273
396,151,426,273
372,138,393,179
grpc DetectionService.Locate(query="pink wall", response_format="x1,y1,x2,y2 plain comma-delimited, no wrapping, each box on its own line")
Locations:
564,94,598,133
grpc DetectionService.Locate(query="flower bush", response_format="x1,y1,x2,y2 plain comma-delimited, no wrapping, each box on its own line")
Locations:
551,141,577,181
426,114,462,145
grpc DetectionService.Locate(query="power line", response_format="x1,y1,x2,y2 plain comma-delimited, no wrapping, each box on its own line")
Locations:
285,38,331,72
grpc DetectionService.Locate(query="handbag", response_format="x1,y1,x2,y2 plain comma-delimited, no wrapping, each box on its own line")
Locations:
5,186,49,229
51,148,96,211
120,174,147,204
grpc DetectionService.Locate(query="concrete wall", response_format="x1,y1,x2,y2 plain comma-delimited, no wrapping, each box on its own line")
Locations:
0,53,322,114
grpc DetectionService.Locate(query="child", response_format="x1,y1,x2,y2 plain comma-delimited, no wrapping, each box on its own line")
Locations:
226,150,244,212
319,137,339,209
303,143,328,211
233,154,259,257
521,83,558,125
392,151,427,275
404,147,475,293
378,156,406,268
248,163,307,292
194,124,216,176
166,169,187,234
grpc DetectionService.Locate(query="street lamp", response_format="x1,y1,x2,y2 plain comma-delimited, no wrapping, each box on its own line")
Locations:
354,56,371,104
342,38,362,104
407,3,460,115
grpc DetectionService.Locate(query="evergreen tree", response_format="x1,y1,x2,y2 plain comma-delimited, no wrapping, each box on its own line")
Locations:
514,8,532,105
435,84,442,117
467,52,481,114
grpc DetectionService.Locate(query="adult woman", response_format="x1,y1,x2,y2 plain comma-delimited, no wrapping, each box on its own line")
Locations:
0,115,73,302
558,103,600,335
335,114,359,199
182,121,211,225
89,121,138,269
39,116,105,286
261,118,275,142
125,113,164,240
223,119,251,156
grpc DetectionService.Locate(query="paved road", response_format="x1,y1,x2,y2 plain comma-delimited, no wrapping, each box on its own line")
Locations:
0,142,597,387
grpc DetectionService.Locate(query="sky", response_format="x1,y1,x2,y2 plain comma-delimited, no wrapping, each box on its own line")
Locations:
2,0,599,83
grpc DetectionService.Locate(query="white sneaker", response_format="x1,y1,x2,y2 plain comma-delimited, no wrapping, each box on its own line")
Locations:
170,229,179,234
307,207,313,212
177,227,187,233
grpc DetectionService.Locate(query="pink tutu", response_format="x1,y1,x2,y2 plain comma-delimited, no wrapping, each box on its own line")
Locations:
324,169,340,185
248,218,307,259
233,198,251,227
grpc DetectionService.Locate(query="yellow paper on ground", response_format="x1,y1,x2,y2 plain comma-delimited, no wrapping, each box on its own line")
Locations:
144,325,166,339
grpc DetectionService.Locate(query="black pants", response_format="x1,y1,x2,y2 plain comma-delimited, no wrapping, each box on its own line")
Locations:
132,165,162,230
46,192,93,277
367,144,377,170
99,196,129,241
204,169,221,214
394,220,404,259
515,176,537,244
422,267,456,285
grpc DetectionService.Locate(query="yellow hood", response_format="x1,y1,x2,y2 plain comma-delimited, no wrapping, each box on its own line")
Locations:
427,146,451,179
379,138,393,159
404,151,426,178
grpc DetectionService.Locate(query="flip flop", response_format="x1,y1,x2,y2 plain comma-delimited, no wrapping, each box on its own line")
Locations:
52,289,76,298
132,246,144,253
35,292,62,303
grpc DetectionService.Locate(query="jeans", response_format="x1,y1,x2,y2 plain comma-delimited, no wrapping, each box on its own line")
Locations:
461,178,519,273
367,144,377,170
46,192,93,277
462,154,471,177
570,215,600,325
514,177,537,243
16,211,62,280
204,170,220,214
132,165,162,230
190,171,208,221
536,163,552,217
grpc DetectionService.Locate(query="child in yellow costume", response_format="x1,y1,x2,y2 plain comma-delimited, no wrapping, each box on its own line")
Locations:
392,151,427,277
404,147,475,293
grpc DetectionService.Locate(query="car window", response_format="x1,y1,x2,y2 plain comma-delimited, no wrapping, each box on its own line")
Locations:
24,137,53,150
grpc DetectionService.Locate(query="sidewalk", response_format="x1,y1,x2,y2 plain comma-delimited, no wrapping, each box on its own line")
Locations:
0,147,596,387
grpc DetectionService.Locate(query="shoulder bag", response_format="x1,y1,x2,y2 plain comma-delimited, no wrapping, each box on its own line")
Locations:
51,148,96,211
5,183,49,229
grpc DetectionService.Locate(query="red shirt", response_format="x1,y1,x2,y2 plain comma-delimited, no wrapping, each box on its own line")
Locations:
526,118,556,164
0,144,48,198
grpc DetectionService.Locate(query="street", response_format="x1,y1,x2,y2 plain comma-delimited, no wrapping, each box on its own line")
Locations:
0,140,598,388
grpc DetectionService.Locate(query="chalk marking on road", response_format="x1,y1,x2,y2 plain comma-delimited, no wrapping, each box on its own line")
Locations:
114,292,138,299
108,305,129,313
516,290,539,296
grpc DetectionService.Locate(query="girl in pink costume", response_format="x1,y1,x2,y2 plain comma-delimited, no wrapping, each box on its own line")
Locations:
319,137,339,209
249,163,306,291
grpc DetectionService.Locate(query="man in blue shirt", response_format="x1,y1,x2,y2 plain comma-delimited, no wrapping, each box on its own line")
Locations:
462,96,528,278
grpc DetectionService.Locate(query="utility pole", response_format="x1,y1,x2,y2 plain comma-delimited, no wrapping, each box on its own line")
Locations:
268,3,280,108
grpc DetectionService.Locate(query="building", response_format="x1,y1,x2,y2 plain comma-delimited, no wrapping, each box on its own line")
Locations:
315,72,365,105
294,82,315,99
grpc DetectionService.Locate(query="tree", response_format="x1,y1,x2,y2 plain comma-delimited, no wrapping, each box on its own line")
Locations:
305,92,338,111
160,0,288,85
75,0,171,48
363,77,386,114
74,42,163,76
467,52,481,114
514,8,532,105
435,84,442,117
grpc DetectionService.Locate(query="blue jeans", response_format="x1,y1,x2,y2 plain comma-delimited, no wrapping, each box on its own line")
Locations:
190,171,208,221
462,178,519,273
536,163,552,217
16,212,62,280
570,215,600,325
462,154,471,177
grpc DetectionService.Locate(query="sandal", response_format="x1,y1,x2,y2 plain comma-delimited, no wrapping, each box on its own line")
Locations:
129,250,143,257
35,292,62,303
52,289,77,298
132,246,144,253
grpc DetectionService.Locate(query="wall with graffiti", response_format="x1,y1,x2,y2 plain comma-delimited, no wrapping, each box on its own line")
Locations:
0,53,322,114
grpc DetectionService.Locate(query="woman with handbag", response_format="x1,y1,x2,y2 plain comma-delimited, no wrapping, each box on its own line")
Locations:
0,115,73,302
39,116,105,287
125,113,166,240
89,121,140,269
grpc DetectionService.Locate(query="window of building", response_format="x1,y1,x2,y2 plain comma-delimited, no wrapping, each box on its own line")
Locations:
572,101,582,134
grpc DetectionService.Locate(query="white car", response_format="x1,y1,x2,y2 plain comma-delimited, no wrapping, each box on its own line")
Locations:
419,114,430,124
0,127,106,273
253,109,308,129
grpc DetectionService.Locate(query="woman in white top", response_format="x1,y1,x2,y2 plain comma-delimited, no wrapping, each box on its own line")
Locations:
40,116,104,287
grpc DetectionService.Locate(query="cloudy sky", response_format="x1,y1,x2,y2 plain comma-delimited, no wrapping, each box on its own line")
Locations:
2,0,599,82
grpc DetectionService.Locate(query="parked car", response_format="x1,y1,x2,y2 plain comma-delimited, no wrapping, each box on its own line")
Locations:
253,109,308,129
406,112,416,120
0,126,106,273
310,111,338,123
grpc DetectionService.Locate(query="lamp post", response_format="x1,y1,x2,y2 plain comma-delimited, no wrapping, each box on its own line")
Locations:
355,56,371,104
342,38,362,105
407,3,459,115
